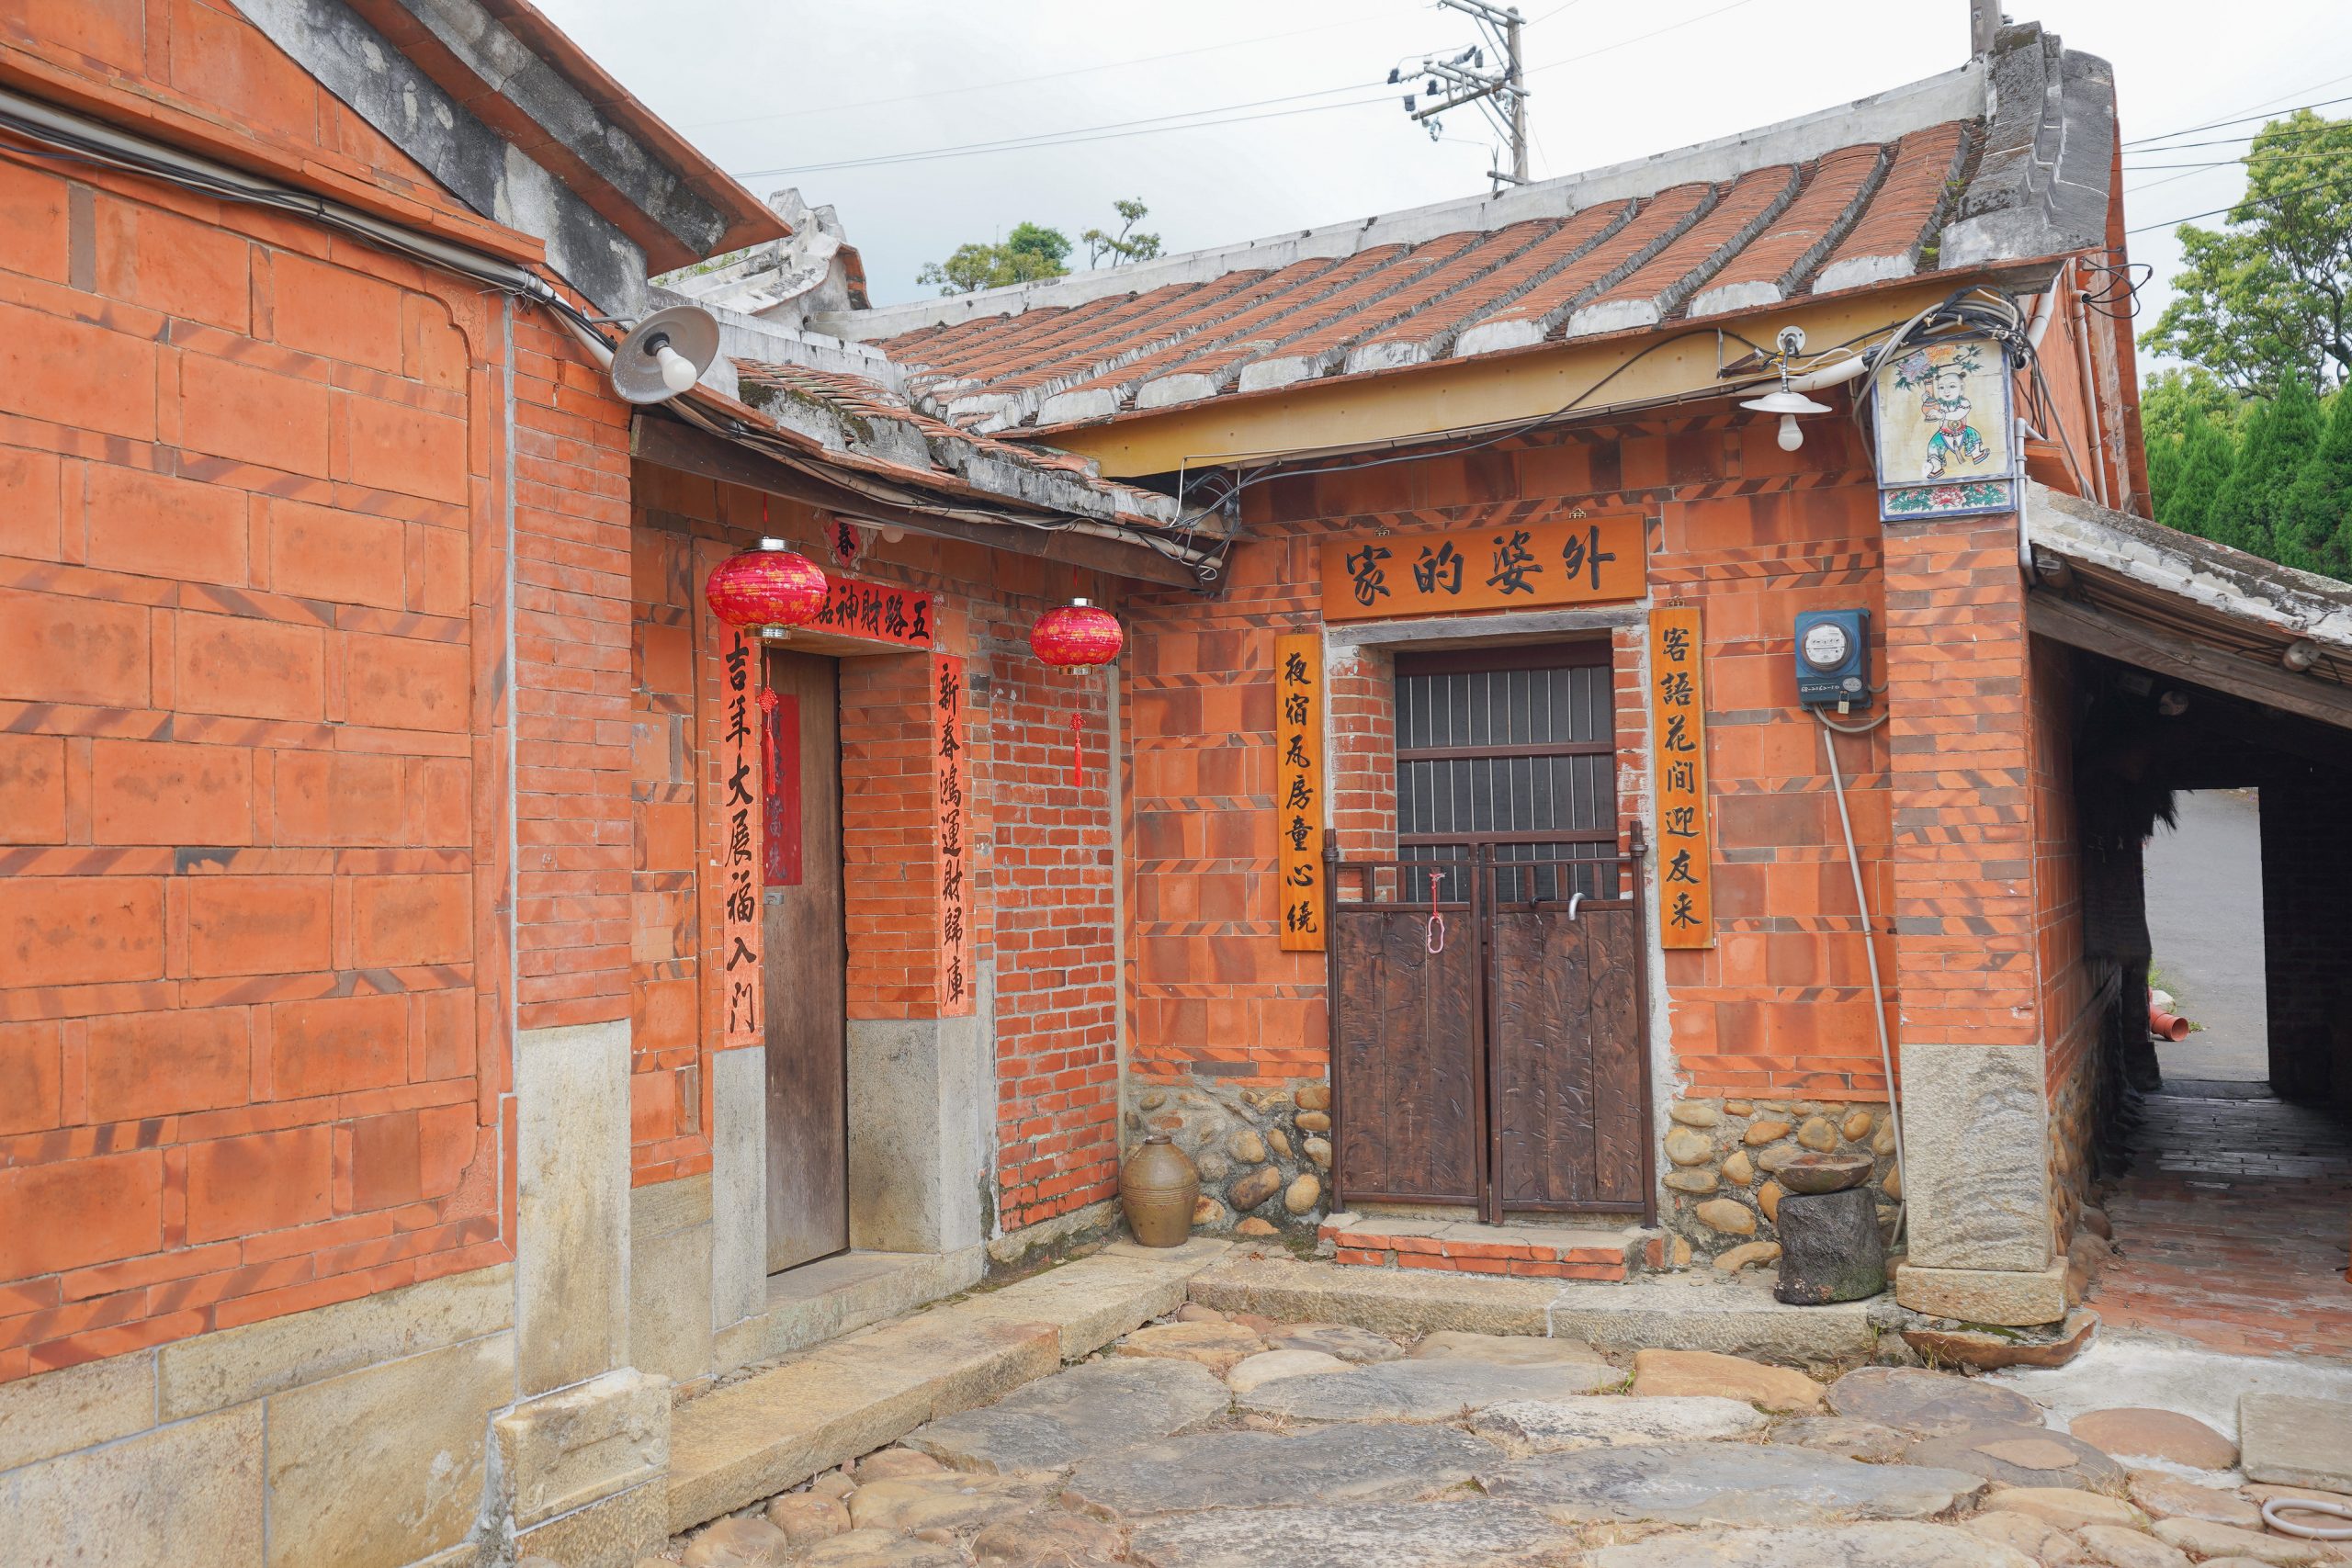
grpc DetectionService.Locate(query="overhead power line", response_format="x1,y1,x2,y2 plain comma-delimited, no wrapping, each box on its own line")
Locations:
2125,172,2352,236
2123,90,2352,147
678,8,1422,134
1526,0,1767,73
734,86,1393,179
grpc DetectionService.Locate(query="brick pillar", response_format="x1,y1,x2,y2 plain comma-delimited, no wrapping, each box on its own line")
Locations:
1879,513,2066,1325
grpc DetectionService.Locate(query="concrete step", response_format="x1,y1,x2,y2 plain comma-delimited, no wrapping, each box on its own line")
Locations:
1189,1253,1900,1368
1318,1212,1642,1280
715,1247,986,1372
665,1238,1227,1533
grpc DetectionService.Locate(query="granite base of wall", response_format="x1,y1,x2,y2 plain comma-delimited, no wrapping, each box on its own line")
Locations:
1658,1097,1898,1258
1126,1078,1331,1240
2047,1033,2099,1251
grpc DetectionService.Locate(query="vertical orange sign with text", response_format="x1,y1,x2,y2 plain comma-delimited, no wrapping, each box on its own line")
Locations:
1275,632,1326,953
1649,604,1714,949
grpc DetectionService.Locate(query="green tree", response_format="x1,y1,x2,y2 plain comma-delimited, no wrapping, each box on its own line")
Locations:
2206,374,2323,555
1082,198,1163,268
2159,404,2238,540
2140,367,2241,520
2141,110,2352,396
916,220,1073,295
2279,389,2352,575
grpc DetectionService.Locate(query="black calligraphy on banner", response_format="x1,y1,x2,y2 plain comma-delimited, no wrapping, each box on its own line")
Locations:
717,624,764,1042
934,654,974,1013
1320,513,1645,623
805,576,934,649
1647,605,1714,949
1274,633,1326,953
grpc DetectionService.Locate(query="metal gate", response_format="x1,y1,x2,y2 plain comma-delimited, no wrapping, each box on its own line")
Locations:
1325,828,1654,1224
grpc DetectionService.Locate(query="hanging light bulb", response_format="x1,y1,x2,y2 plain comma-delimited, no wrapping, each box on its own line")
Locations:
1740,380,1834,451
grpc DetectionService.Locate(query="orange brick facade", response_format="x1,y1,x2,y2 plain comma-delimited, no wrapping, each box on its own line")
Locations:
1124,412,1905,1104
0,0,548,1379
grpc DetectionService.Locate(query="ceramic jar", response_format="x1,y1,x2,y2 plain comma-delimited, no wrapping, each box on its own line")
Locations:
1120,1134,1199,1247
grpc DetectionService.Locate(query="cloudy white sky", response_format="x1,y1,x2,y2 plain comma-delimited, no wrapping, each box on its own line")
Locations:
541,0,2348,340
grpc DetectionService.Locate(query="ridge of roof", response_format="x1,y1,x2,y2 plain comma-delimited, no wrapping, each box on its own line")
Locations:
820,51,1989,343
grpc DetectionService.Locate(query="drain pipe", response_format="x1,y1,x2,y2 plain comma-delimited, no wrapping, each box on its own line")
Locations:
1816,707,1905,1243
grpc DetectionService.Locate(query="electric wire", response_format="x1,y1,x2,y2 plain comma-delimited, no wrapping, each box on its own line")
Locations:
2125,171,2352,236
735,85,1395,178
2122,91,2352,147
680,8,1426,133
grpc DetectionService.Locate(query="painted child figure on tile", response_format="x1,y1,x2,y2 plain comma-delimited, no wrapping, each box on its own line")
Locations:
1913,343,1991,479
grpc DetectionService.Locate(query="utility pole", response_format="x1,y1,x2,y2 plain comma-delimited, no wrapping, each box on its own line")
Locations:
1390,1,1529,195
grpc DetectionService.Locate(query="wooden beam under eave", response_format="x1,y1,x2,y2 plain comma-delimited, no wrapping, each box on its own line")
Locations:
628,414,1202,589
2028,591,2352,731
1029,279,1962,478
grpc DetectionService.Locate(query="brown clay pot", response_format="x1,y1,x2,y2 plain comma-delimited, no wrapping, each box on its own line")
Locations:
1120,1135,1200,1247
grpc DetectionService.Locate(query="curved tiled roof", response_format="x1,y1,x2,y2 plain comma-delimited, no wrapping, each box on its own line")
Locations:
865,125,1972,434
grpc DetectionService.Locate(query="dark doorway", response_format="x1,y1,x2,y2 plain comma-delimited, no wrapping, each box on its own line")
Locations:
762,648,848,1272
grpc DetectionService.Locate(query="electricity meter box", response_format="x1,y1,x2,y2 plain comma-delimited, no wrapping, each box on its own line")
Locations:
1793,608,1871,707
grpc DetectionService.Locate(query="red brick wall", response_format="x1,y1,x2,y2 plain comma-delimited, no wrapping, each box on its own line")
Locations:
0,132,516,1382
621,482,1122,1227
1122,412,1899,1102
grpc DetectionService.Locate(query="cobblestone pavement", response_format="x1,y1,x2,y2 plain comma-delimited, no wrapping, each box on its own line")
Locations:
2090,1088,2352,1360
639,1312,2352,1568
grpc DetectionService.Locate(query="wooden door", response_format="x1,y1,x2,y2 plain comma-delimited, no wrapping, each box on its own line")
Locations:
762,649,847,1271
1328,641,1653,1221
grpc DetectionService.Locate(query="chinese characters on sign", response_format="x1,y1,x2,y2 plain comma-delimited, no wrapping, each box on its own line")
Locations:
718,625,764,1043
1274,632,1326,953
934,653,975,1015
1648,605,1714,950
1319,513,1645,623
804,576,934,648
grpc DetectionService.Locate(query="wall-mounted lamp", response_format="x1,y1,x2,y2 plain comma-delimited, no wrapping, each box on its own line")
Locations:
1740,326,1834,451
610,304,720,405
2282,638,2321,672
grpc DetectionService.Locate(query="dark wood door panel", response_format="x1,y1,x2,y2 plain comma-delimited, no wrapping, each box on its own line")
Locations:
763,649,847,1273
1331,906,1481,1205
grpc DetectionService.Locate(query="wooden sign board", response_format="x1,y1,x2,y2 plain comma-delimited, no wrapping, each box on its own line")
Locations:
804,575,935,647
1320,513,1645,622
1649,604,1714,949
1274,632,1326,952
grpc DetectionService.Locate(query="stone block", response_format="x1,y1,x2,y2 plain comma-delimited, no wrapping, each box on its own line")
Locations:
3,1403,263,1568
846,1016,988,1255
516,1019,630,1394
265,1331,515,1568
159,1262,513,1419
710,1043,767,1331
1898,1042,2053,1271
493,1368,671,1529
1895,1262,2070,1326
2239,1393,2352,1492
633,1168,713,1236
514,1476,669,1568
715,1247,985,1372
0,1348,156,1472
631,1191,715,1384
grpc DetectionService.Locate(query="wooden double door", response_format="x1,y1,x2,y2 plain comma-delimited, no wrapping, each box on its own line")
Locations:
762,649,849,1272
1327,644,1654,1223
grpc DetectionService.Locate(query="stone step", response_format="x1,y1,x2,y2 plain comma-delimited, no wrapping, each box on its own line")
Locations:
1319,1212,1640,1280
1534,1273,1897,1366
664,1238,1227,1533
1189,1253,1900,1367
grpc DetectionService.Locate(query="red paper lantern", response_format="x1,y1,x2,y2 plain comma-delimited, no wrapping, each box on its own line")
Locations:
1029,598,1124,668
1030,598,1122,785
707,538,828,637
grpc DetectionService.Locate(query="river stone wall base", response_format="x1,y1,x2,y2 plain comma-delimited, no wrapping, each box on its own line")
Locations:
1657,1097,1896,1260
1894,1261,2070,1326
1129,1077,1329,1237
